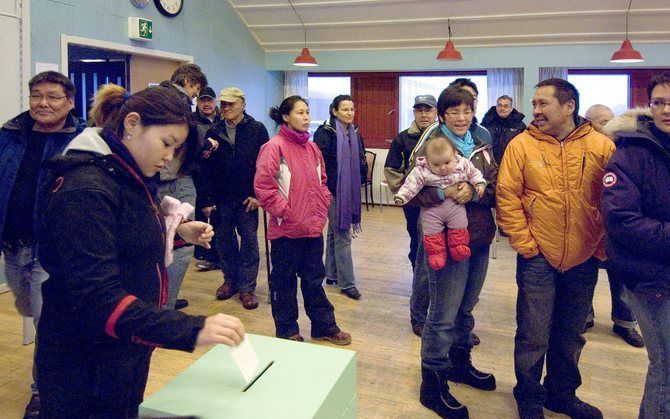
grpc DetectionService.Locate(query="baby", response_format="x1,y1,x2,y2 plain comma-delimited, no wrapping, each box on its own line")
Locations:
395,136,485,270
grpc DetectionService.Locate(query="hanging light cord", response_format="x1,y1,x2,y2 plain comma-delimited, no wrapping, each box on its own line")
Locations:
288,0,307,47
448,18,453,41
625,0,632,37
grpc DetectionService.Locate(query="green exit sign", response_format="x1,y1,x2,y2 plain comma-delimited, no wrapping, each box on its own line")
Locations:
129,17,153,41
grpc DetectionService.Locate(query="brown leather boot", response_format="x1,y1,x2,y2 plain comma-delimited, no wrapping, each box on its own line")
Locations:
215,282,236,300
239,292,259,310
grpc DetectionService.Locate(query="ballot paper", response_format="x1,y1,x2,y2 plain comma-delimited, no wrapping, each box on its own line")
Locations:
229,336,259,383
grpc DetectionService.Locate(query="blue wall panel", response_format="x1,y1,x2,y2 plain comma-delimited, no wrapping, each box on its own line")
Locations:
31,0,277,127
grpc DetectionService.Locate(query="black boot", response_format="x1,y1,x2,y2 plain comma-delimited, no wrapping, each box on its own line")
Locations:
420,367,469,419
444,346,496,391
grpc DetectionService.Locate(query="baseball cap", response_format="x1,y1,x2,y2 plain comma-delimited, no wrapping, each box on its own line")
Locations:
413,94,437,109
218,87,245,103
198,86,216,100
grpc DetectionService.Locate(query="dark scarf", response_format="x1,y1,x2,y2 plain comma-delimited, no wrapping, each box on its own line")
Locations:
279,123,310,145
101,128,159,196
335,119,362,232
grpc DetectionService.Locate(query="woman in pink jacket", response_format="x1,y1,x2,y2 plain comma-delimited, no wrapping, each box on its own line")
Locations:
255,96,351,345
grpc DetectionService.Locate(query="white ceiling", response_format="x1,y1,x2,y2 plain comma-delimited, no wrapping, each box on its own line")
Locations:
227,0,670,52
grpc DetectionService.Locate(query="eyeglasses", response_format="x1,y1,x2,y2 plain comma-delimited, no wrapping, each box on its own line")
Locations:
650,100,670,110
445,110,474,118
29,94,68,104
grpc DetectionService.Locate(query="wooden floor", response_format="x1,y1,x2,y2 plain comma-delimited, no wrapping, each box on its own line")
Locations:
0,206,647,418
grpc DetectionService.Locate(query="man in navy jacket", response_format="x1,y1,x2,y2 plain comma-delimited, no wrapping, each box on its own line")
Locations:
0,71,83,418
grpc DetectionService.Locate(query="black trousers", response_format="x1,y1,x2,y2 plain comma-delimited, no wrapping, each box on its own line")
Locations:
270,236,340,339
38,341,153,418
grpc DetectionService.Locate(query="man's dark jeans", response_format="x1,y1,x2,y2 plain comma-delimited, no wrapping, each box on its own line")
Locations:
402,206,420,268
214,202,260,293
586,263,637,328
513,253,599,411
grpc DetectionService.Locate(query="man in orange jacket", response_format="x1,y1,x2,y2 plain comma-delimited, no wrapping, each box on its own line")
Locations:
496,78,615,419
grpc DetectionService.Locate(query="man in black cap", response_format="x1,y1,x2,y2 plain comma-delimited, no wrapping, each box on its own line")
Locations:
193,86,222,271
384,94,437,335
194,87,221,126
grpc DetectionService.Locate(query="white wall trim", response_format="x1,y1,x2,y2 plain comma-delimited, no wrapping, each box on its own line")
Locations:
60,35,194,75
20,0,30,111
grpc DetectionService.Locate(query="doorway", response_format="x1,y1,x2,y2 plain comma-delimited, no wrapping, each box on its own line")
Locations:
62,35,193,123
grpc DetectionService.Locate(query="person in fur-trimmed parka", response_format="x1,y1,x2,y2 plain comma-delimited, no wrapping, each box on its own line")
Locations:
601,71,670,419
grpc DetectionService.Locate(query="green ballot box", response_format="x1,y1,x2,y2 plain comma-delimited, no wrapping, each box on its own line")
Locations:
139,333,357,418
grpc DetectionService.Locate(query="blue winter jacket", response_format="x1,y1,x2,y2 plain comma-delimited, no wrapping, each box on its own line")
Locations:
0,111,83,252
602,114,670,293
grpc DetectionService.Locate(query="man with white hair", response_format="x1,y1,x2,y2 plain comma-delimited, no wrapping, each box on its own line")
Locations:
583,104,644,348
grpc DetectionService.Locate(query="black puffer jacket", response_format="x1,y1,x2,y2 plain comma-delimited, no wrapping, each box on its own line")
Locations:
38,130,205,350
602,113,670,293
313,117,367,196
383,121,423,194
199,113,269,206
481,106,526,162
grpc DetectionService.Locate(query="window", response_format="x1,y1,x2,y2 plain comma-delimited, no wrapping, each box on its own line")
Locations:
399,75,488,130
307,76,351,135
567,74,629,116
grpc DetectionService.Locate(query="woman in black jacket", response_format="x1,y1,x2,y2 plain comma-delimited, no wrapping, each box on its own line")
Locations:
602,71,670,419
36,85,244,418
313,95,367,300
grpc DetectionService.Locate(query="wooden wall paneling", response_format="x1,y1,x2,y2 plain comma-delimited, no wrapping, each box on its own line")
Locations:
351,73,399,149
630,69,668,108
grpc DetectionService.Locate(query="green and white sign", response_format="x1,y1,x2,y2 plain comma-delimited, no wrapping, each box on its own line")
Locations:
128,17,153,41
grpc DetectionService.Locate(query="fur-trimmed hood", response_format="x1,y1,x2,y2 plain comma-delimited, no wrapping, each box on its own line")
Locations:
602,108,652,140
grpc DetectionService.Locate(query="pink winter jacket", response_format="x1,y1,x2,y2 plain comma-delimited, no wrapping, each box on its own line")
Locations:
254,134,331,240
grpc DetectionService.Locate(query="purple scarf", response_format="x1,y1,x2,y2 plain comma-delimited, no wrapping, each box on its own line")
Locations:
279,123,310,145
335,119,362,231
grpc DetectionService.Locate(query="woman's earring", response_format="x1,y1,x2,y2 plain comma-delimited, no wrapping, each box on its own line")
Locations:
126,134,131,141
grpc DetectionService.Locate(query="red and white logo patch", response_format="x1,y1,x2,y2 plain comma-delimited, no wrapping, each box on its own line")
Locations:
51,176,64,192
603,172,617,188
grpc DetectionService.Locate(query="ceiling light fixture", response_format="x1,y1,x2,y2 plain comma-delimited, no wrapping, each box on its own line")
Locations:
436,19,463,61
289,0,317,67
610,0,644,63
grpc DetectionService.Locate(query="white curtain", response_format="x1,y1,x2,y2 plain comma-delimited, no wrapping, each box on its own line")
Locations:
487,68,524,114
284,70,308,98
539,67,568,81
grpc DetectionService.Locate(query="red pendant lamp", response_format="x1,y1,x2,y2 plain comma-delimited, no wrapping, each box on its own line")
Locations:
289,0,318,67
611,0,644,63
437,19,463,61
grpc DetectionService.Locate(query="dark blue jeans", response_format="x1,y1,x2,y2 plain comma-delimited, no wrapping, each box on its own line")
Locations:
627,287,670,419
513,253,599,410
214,202,260,293
410,224,490,338
586,264,637,328
420,243,491,370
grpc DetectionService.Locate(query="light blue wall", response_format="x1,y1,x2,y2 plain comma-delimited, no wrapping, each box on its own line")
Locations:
31,0,281,127
266,43,670,120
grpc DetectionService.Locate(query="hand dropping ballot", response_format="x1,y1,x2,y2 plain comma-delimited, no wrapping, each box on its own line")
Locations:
229,336,274,391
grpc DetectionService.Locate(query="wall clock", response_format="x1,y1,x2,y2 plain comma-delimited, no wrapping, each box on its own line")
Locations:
131,0,149,8
154,0,183,17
